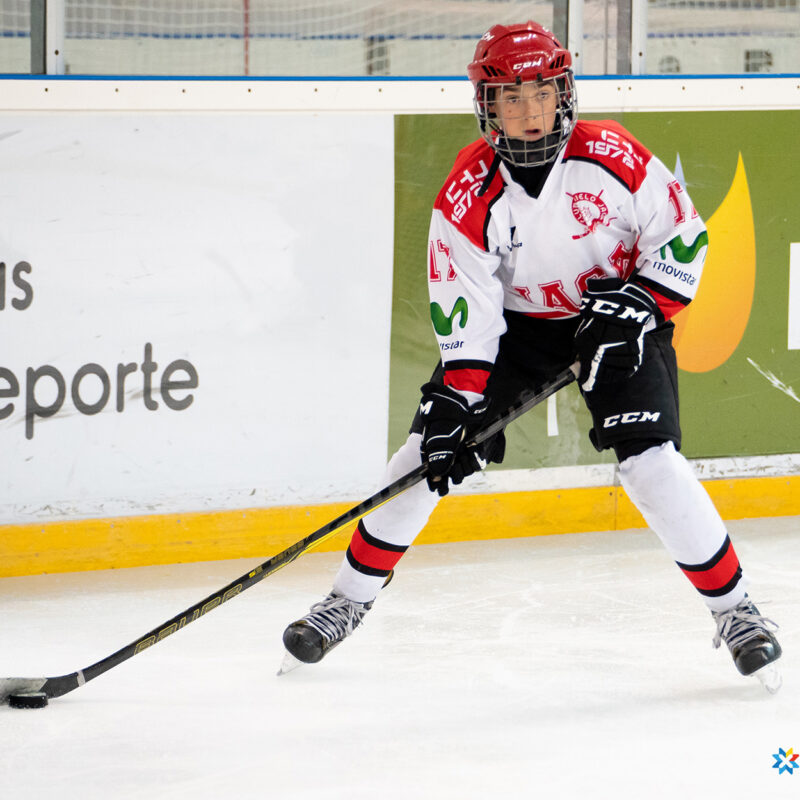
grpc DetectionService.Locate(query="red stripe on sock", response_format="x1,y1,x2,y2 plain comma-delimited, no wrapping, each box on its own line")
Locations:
680,540,741,592
348,526,406,572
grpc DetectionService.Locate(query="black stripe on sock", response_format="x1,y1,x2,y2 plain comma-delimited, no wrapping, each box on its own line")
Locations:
676,535,732,572
694,567,744,598
345,547,391,578
357,521,409,554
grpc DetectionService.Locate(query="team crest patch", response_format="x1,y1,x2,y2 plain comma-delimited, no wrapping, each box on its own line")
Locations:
567,190,616,239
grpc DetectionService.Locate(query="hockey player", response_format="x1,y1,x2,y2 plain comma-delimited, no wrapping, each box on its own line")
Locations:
282,22,781,688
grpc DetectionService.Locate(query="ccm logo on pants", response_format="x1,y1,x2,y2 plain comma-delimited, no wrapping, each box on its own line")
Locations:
603,410,661,428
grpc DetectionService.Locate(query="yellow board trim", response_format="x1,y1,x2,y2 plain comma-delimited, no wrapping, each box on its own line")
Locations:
1,475,798,578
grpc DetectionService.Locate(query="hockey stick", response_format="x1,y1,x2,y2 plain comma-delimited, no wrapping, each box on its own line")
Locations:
1,363,578,704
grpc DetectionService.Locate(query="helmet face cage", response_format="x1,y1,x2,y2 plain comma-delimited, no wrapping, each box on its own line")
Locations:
468,22,578,168
474,71,577,168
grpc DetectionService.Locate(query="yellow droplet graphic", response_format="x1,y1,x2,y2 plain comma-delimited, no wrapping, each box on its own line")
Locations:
673,153,756,372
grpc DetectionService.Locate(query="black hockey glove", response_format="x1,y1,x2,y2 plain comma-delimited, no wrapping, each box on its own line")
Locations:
419,382,505,497
574,277,658,392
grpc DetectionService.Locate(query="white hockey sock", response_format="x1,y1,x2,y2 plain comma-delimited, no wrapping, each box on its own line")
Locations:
333,433,441,602
618,441,747,612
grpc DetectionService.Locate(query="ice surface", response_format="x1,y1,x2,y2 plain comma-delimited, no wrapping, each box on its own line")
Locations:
1,516,798,799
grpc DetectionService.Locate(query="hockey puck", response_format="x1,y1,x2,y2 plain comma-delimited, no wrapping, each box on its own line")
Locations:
8,692,49,709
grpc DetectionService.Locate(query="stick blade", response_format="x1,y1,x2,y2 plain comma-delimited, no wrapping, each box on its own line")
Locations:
1,672,81,703
0,678,48,704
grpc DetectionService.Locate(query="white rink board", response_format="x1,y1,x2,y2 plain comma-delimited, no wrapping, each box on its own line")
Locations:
1,75,799,113
1,77,798,528
0,114,394,521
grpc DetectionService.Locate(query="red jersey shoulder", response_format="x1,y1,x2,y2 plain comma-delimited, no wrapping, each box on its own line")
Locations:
564,120,652,193
434,139,503,251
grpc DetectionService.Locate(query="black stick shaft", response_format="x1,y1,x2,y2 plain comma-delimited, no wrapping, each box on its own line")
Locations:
11,364,577,700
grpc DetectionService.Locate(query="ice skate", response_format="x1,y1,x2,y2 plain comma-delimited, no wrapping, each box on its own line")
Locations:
712,596,782,693
278,592,373,674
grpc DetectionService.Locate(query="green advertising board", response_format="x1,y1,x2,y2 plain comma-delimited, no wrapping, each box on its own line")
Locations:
390,111,800,468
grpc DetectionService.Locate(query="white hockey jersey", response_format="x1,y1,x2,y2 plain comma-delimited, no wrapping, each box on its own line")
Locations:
427,119,707,396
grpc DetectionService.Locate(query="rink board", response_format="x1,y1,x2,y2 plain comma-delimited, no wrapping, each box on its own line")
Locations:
1,77,799,576
1,473,798,577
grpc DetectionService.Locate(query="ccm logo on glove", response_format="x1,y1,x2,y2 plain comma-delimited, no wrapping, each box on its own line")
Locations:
581,297,653,323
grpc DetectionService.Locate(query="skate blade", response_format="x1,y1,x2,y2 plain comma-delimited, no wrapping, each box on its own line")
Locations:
753,662,782,694
277,651,305,676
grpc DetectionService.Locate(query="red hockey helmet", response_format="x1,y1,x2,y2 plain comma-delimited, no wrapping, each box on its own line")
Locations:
468,22,577,167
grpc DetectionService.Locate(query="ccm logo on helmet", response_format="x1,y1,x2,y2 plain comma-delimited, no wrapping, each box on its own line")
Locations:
603,411,661,428
512,58,544,69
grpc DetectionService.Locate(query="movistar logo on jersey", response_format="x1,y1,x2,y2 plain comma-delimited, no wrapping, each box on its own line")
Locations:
431,297,468,336
660,231,709,263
